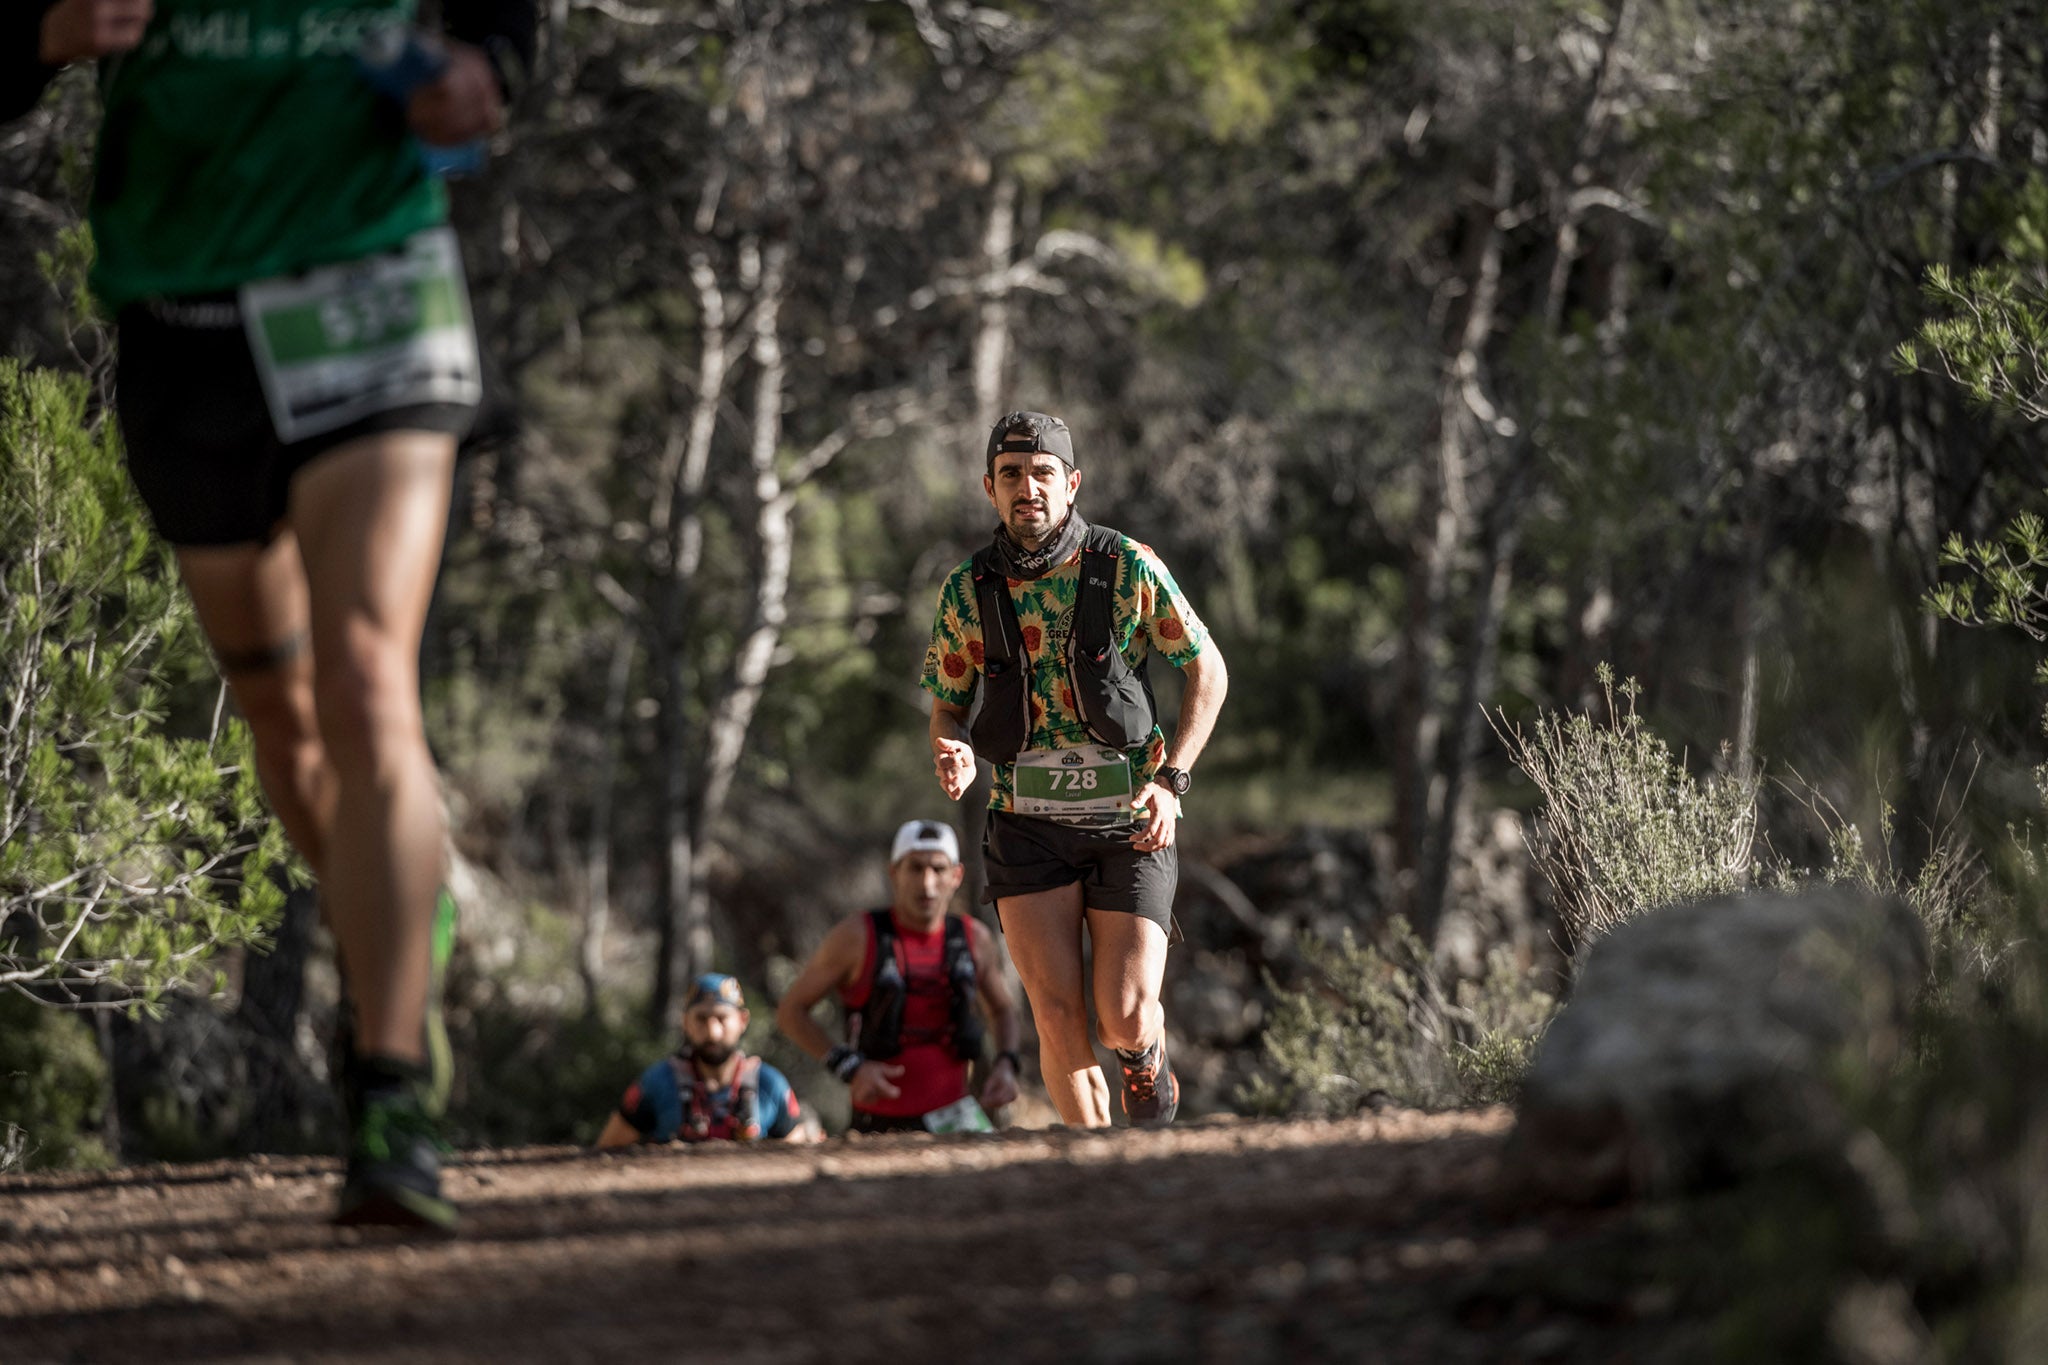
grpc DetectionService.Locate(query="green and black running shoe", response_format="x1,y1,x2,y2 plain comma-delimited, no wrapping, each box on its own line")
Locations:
335,1056,457,1235
331,886,459,1117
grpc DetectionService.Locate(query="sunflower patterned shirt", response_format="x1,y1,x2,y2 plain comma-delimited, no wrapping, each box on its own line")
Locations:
920,534,1210,814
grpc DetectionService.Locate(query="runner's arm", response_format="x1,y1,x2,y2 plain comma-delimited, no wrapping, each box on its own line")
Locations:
441,0,535,98
594,1112,641,1150
774,916,865,1062
1163,644,1228,774
968,919,1021,1059
407,0,535,146
930,698,976,801
1132,644,1228,852
778,918,906,1107
4,0,140,120
759,1068,811,1141
968,919,1023,1111
594,1066,666,1148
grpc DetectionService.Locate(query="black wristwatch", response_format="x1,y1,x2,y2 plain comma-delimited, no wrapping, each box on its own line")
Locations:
993,1049,1022,1074
1155,766,1192,797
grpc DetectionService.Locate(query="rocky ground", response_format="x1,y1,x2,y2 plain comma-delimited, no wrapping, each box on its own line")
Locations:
0,1109,1715,1365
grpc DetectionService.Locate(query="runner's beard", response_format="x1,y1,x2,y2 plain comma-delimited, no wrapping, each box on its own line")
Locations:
991,509,1088,580
693,1041,737,1068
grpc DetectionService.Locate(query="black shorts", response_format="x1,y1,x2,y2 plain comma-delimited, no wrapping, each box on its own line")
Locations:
982,809,1177,934
114,294,476,547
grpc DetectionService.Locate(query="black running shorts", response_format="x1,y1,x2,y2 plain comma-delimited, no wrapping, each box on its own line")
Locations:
982,809,1177,934
114,294,476,548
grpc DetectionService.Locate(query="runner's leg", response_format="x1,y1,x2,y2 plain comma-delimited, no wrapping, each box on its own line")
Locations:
289,430,456,1066
997,884,1111,1127
1085,909,1169,1054
175,536,333,871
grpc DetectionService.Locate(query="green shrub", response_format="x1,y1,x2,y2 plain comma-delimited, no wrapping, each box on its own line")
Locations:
1494,665,1759,947
0,993,111,1171
445,992,669,1149
0,361,288,1010
1242,917,1556,1115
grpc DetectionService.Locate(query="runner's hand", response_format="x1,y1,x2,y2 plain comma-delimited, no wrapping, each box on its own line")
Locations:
979,1058,1020,1112
39,0,152,63
407,41,504,146
849,1060,905,1108
933,736,976,800
1131,780,1178,852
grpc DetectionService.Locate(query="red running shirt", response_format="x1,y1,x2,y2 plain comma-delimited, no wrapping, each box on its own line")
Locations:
840,914,972,1119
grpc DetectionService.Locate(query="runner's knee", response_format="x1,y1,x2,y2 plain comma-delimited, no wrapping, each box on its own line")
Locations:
1095,1007,1156,1054
1023,989,1093,1051
1093,986,1160,1052
222,650,317,747
312,628,426,776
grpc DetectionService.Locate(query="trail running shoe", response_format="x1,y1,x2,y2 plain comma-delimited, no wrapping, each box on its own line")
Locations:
331,886,458,1117
1118,1035,1180,1127
335,1058,457,1234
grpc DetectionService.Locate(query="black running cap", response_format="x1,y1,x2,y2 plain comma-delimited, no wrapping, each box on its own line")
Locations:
986,411,1075,472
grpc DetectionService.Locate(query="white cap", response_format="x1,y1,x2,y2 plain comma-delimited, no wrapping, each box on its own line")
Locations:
890,819,961,866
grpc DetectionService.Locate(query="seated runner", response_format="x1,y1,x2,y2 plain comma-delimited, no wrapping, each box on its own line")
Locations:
777,821,1023,1134
596,974,810,1147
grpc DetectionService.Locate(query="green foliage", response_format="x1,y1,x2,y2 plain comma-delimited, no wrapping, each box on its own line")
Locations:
999,0,1308,185
1931,508,2048,649
0,993,110,1171
0,361,288,1009
1243,917,1555,1115
446,992,667,1150
1898,262,2048,423
1495,666,1759,947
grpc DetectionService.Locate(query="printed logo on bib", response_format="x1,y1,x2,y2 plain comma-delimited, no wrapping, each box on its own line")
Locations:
1012,746,1135,821
240,226,480,444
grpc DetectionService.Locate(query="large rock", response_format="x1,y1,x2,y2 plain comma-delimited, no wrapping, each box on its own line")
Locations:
1507,886,1927,1202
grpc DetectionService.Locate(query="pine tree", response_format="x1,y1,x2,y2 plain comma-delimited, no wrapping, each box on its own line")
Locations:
0,360,287,1011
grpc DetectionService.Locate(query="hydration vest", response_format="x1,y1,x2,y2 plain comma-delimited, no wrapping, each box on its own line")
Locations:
967,524,1157,764
665,1050,764,1141
850,912,985,1064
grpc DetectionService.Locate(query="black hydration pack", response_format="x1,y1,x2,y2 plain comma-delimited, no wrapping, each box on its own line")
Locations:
851,911,985,1064
967,523,1157,764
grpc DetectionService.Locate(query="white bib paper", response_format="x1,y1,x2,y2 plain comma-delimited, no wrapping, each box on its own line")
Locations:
1011,745,1136,821
922,1096,994,1134
240,226,481,443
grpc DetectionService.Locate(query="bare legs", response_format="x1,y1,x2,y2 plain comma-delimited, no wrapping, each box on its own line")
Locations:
997,886,1170,1128
174,431,456,1065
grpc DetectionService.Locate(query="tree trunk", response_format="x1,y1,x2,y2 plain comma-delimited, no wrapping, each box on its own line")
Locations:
1412,0,1638,947
1393,146,1511,914
1418,456,1526,941
971,175,1018,422
649,249,728,1030
579,628,633,1016
682,237,794,981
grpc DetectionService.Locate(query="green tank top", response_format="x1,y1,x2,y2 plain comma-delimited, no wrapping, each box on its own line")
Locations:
90,0,446,312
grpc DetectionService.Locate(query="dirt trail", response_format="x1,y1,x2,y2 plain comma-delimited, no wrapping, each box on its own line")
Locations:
2,1111,1678,1364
